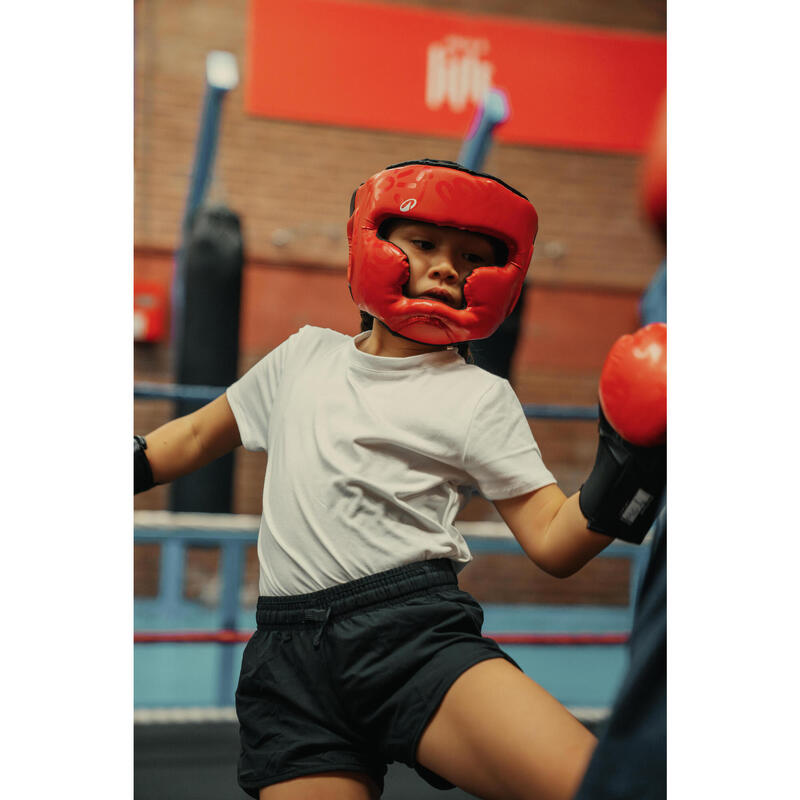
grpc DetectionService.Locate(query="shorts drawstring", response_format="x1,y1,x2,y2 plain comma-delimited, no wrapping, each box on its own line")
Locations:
306,607,332,648
255,560,458,650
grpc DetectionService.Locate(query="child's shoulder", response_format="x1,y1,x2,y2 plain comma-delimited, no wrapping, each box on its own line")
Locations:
293,324,351,346
440,358,516,402
450,358,509,386
281,325,352,358
299,324,350,339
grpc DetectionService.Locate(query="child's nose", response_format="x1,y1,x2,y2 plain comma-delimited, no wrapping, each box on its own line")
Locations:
429,256,459,282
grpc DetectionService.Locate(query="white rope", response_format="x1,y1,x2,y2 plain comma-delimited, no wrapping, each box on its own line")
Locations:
133,510,649,545
568,706,612,724
134,510,261,531
134,705,609,726
134,510,516,539
133,510,653,550
134,706,238,724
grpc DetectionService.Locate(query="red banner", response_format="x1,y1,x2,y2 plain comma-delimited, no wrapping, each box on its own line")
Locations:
245,0,665,154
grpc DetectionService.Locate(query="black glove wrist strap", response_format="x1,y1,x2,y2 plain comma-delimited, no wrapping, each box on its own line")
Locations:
134,435,156,495
579,408,665,544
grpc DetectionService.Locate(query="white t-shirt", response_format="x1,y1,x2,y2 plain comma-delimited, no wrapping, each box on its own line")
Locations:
227,326,555,596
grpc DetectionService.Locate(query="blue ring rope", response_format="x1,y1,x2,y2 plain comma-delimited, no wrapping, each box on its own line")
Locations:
134,382,598,420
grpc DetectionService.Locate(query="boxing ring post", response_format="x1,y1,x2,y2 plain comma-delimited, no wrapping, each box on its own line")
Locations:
158,538,186,619
172,51,239,349
217,540,246,706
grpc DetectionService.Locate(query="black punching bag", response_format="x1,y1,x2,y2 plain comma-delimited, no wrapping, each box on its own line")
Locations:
170,205,243,513
469,282,527,380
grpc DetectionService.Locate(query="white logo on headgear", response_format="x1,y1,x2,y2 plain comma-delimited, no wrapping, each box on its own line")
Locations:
425,35,495,113
400,199,417,212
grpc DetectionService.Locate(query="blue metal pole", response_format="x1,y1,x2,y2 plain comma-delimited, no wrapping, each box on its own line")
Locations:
217,540,246,706
158,539,186,619
458,88,509,171
172,51,239,351
181,84,228,235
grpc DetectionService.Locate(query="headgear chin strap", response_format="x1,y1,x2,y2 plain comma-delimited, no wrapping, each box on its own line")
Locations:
346,159,538,345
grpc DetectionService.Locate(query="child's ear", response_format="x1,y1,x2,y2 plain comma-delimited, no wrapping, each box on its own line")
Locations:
491,237,509,265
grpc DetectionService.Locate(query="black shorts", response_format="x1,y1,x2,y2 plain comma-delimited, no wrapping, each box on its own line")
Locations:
235,559,517,797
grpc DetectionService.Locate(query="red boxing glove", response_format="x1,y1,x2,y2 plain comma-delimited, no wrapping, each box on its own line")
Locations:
599,323,666,447
580,324,666,543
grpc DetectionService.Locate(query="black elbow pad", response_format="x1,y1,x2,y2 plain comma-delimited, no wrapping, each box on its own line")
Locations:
134,435,156,495
579,408,665,544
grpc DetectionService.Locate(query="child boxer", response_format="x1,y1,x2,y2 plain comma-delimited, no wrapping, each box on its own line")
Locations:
135,159,665,800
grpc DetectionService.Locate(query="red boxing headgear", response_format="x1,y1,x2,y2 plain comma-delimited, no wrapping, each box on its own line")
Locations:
346,160,538,344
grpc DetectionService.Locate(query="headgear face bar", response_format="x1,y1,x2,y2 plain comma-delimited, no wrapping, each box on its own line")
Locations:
347,159,538,345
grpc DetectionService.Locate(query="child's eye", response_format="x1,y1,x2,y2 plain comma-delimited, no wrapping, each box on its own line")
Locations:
463,253,488,265
411,239,434,250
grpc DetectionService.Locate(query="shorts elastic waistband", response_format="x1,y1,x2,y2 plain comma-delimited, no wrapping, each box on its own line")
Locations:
255,559,457,627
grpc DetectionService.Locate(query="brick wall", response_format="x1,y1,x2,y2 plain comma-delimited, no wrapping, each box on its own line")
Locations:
134,0,665,555
135,0,665,286
377,0,666,32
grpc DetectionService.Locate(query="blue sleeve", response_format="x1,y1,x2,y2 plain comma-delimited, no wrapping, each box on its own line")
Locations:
639,261,667,325
573,512,667,800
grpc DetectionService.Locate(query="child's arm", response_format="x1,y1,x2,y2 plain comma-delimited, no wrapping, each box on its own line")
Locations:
135,394,241,491
495,324,666,577
495,486,612,578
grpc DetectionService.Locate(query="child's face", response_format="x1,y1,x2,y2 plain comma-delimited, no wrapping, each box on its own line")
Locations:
383,220,498,309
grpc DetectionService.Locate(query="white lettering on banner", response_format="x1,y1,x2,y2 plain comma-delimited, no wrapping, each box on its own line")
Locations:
425,35,495,113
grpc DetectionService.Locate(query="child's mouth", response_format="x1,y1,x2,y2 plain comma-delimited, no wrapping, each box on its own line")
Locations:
419,289,459,308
